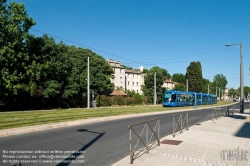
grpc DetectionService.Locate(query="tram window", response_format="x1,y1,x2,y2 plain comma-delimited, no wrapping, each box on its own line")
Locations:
182,96,186,102
171,94,176,102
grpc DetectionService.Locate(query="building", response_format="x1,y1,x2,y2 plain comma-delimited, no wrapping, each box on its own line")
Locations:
125,69,144,94
223,88,230,100
106,59,144,94
107,59,126,88
162,79,179,90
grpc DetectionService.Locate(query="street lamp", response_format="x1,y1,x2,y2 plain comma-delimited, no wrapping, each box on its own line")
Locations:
225,42,244,113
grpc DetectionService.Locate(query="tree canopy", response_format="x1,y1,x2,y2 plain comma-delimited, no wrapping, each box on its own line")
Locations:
0,0,36,97
141,66,171,103
0,1,115,110
213,74,228,89
171,73,186,85
186,61,203,92
173,84,186,91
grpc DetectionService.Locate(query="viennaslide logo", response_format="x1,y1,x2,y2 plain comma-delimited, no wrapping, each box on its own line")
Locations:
219,146,250,165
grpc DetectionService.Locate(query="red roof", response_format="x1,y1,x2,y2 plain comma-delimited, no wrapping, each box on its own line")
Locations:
100,90,127,96
164,79,179,84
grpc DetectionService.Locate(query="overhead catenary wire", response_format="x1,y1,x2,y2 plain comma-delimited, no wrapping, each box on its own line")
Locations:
30,29,236,67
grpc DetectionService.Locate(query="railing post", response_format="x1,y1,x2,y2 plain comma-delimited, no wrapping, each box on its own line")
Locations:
129,126,133,164
173,114,175,137
158,119,160,146
146,123,149,154
187,112,189,130
213,108,215,120
180,114,183,133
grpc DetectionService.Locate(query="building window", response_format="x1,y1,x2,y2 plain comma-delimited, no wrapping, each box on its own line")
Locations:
120,69,122,73
132,82,134,86
128,81,130,86
137,90,138,93
137,82,138,86
120,77,122,83
133,74,134,78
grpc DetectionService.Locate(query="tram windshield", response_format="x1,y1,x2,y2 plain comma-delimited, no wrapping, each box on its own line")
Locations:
163,92,176,102
163,92,171,102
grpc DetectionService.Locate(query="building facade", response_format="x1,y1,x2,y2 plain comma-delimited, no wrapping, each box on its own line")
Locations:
162,79,178,90
106,59,144,94
107,59,126,88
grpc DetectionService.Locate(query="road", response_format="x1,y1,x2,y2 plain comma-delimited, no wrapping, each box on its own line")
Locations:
0,102,247,166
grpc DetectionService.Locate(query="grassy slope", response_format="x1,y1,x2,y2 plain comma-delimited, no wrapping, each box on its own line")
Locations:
0,101,234,130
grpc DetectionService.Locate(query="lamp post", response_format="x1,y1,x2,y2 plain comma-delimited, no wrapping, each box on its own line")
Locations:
225,42,244,113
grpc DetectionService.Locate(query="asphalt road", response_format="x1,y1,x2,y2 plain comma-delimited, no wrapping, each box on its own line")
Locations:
0,102,247,166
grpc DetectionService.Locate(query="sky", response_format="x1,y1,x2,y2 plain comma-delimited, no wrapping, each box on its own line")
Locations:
9,0,250,89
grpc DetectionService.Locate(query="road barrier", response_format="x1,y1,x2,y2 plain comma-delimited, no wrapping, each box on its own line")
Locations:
231,105,237,115
212,108,220,120
172,112,188,137
212,105,238,121
128,118,160,164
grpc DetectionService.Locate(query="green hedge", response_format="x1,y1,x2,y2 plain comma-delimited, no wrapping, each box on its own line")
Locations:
96,95,149,107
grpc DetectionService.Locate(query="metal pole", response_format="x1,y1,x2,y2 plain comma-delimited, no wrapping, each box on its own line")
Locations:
125,76,127,91
154,72,156,105
219,88,220,101
87,57,90,108
216,87,217,96
240,42,244,113
186,79,188,92
222,89,223,100
208,84,209,94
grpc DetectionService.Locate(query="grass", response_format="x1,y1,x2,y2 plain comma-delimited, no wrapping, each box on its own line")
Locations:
0,101,234,130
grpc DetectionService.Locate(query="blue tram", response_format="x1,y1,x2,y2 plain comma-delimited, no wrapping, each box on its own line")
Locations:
162,90,217,107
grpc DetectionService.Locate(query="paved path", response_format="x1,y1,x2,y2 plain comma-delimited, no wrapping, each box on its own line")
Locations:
113,112,250,166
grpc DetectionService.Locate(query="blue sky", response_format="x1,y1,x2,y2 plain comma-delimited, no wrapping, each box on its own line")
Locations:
11,0,250,89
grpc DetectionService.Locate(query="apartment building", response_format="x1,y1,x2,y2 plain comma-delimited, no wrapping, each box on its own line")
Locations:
107,59,126,88
106,59,144,94
125,69,144,94
162,79,179,89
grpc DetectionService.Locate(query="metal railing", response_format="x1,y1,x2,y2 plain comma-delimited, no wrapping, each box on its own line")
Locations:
212,105,239,120
231,105,237,115
128,118,160,164
172,112,188,137
212,108,220,120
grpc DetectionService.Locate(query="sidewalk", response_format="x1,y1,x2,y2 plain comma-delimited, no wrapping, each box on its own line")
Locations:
112,113,250,166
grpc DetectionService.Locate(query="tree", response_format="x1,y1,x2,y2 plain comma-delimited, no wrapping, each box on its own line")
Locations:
237,86,250,99
229,88,239,98
120,65,133,70
141,68,149,73
173,84,186,91
213,74,228,89
200,78,216,94
0,0,36,109
171,73,186,85
141,66,170,103
186,61,203,92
